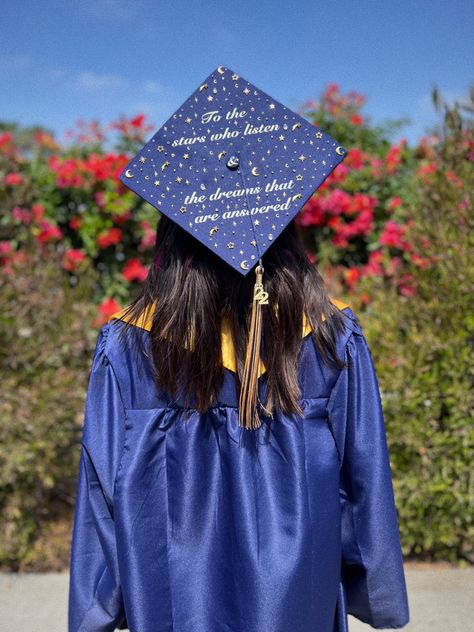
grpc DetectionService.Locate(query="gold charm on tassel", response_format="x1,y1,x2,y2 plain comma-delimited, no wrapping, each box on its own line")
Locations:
238,260,270,430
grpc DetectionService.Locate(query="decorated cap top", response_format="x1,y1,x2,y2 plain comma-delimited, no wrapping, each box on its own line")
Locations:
119,65,347,275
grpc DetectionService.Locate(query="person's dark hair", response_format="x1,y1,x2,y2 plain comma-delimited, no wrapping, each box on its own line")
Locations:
118,215,347,419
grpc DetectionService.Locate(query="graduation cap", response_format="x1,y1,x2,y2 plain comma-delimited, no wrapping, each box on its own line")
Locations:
119,65,348,429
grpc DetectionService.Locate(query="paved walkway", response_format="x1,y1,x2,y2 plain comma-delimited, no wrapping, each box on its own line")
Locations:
0,567,472,631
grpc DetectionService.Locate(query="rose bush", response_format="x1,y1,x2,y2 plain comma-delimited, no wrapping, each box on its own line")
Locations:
0,84,472,568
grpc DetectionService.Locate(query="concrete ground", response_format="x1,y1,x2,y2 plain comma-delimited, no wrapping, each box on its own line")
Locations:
0,567,472,632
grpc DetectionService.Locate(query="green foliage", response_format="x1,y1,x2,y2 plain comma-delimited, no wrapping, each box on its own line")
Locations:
0,246,98,569
354,88,474,562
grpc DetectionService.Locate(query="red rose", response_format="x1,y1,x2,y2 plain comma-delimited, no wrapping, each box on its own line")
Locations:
5,173,23,186
122,258,148,283
96,227,122,249
62,249,87,271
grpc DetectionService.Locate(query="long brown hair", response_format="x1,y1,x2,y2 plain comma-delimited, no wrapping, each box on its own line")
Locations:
118,215,347,418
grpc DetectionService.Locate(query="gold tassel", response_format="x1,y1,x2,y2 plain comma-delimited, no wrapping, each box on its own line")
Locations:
238,260,270,430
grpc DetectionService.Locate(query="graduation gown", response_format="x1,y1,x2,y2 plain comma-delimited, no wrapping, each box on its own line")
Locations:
68,301,409,632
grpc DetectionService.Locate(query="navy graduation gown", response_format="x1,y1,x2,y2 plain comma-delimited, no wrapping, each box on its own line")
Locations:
68,307,409,632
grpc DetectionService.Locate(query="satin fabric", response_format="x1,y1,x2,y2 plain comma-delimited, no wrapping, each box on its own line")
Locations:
68,307,409,632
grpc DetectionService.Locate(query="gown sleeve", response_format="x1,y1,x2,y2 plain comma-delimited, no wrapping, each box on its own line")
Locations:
68,322,127,632
327,324,410,629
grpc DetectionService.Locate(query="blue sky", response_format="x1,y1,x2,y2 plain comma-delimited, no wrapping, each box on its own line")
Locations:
1,0,472,145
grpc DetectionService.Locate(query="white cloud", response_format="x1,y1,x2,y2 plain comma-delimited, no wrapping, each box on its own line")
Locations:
143,80,164,95
77,0,134,21
0,54,32,72
73,71,127,92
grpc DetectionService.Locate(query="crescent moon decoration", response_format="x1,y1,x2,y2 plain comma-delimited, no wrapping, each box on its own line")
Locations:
292,122,301,131
240,260,249,271
335,146,346,156
251,167,259,176
217,150,227,160
161,161,170,171
217,66,225,74
198,83,209,92
124,169,134,178
209,226,219,236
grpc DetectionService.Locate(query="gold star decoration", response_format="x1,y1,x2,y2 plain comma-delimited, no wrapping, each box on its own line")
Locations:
269,103,275,110
183,153,189,159
139,156,146,163
250,239,257,246
296,174,303,181
157,146,165,152
254,219,260,226
207,95,214,102
315,131,323,139
185,117,192,124
153,180,160,186
232,73,239,80
243,87,250,95
176,176,183,183
299,154,306,161
180,206,187,213
279,135,285,141
227,242,235,249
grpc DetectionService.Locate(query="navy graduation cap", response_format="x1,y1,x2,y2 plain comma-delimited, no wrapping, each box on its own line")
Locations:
120,65,347,277
119,65,348,429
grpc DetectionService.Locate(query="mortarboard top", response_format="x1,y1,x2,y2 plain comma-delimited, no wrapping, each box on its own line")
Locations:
119,65,347,276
